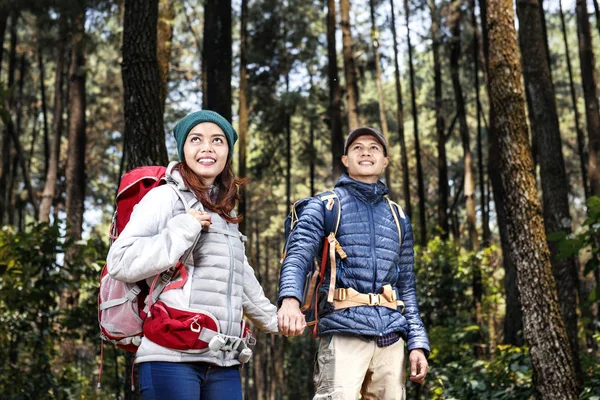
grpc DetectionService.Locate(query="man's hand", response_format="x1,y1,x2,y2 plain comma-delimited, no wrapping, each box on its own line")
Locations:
277,298,306,337
409,349,429,385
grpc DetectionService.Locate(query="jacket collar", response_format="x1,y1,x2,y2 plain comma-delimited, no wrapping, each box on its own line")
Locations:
334,173,388,204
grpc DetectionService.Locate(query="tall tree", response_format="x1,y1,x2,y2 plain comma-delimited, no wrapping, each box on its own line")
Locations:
404,0,427,246
487,0,579,397
65,3,87,243
0,8,17,224
327,0,345,177
122,0,168,169
0,1,8,81
593,0,600,38
38,45,50,176
39,16,67,223
238,0,248,235
340,0,360,130
369,0,393,196
390,0,412,217
576,0,600,197
429,0,448,237
449,0,483,358
449,0,478,251
559,0,588,198
471,0,490,246
157,0,175,115
517,0,581,382
203,0,232,121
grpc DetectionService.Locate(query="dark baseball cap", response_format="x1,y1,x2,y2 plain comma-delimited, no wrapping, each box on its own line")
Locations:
344,127,388,156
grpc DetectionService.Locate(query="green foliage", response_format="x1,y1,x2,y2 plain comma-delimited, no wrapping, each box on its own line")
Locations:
0,222,106,399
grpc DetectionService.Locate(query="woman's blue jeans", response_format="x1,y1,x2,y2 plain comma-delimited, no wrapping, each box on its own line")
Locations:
139,361,242,400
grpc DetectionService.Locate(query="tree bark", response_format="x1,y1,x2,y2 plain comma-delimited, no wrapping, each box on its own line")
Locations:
0,8,17,225
122,0,168,169
203,0,232,121
404,0,427,246
559,0,588,198
38,44,50,177
238,0,248,235
592,0,600,39
0,1,8,81
429,0,448,238
327,0,345,177
471,0,490,246
517,0,581,384
450,0,479,252
576,0,600,197
340,0,360,130
487,1,579,397
157,0,175,116
39,16,67,223
450,1,483,358
390,0,412,218
369,0,393,196
65,4,87,248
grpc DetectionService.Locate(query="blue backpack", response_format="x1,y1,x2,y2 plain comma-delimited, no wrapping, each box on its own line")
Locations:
281,190,405,337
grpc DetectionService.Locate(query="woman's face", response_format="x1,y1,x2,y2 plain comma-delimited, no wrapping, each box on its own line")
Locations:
183,122,229,186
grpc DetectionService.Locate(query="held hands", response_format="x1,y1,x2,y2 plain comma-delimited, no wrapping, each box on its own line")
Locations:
409,349,429,385
188,209,212,228
277,298,307,337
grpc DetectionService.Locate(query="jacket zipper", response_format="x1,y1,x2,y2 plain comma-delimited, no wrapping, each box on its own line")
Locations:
368,204,377,293
226,235,235,336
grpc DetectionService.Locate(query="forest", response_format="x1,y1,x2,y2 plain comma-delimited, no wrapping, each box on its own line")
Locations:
0,0,599,398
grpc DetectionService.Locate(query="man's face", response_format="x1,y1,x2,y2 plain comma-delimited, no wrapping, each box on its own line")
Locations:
341,135,389,184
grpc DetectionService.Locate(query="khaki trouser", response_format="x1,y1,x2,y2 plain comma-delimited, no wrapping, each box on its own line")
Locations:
313,334,407,400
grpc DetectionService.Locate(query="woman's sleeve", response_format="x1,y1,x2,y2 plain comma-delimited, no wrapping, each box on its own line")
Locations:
241,256,279,333
106,186,203,283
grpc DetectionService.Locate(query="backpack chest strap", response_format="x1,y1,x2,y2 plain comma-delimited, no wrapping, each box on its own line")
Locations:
332,284,405,313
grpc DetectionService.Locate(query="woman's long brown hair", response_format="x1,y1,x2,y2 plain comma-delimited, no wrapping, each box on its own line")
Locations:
175,161,247,224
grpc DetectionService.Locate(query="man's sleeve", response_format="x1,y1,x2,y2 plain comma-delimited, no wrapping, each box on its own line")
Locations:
277,198,325,306
396,216,431,356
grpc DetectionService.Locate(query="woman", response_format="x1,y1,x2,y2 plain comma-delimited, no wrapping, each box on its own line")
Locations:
107,110,278,399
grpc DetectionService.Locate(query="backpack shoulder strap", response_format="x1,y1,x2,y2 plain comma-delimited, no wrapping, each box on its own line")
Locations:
385,197,406,247
165,182,204,212
317,190,341,236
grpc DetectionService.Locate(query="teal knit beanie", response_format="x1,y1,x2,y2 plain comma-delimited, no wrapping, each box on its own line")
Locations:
172,110,238,161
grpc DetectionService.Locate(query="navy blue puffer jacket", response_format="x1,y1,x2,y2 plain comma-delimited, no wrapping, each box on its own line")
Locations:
278,174,430,355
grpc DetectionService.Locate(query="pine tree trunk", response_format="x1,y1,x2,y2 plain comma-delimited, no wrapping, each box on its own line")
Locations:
327,0,345,177
0,9,17,225
576,0,600,197
238,0,249,235
157,0,174,116
390,0,412,218
369,0,393,196
340,0,360,130
559,0,588,198
517,0,581,384
122,0,168,169
65,5,87,248
593,0,600,38
471,0,490,246
203,0,232,121
450,1,483,357
487,1,579,397
430,0,448,238
39,16,67,223
404,0,427,246
0,1,8,81
38,45,50,177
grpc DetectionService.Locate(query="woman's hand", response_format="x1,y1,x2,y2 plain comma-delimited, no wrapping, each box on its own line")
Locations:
188,209,212,228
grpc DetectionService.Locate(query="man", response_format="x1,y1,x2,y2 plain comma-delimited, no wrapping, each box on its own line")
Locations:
278,127,430,400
